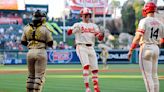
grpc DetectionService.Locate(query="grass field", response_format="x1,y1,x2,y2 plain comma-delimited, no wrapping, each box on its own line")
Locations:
0,64,164,92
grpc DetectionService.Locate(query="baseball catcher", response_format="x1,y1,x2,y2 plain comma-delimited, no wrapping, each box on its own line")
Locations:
21,10,53,92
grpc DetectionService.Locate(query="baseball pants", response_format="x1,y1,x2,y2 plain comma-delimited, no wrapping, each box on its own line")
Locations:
139,44,159,92
76,44,98,70
26,49,47,92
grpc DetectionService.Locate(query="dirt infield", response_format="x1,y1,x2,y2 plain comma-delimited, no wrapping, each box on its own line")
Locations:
0,69,164,74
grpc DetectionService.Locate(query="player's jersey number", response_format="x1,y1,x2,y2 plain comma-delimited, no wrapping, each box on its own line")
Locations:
150,27,159,39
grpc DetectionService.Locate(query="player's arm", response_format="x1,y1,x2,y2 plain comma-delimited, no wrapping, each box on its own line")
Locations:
128,33,142,60
21,27,28,46
128,19,145,60
94,25,104,41
46,29,53,48
67,23,80,36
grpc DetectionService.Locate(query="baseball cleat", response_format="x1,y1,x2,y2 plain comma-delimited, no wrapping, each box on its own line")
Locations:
86,88,91,92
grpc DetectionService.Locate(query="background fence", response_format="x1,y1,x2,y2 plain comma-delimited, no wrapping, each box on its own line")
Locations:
1,49,164,64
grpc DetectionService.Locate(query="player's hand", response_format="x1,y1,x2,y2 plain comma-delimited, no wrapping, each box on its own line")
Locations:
94,32,99,36
98,33,104,41
95,32,104,41
67,28,73,36
127,50,133,61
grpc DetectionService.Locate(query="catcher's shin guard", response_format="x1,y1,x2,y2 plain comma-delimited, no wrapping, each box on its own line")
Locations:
33,77,44,92
26,77,35,92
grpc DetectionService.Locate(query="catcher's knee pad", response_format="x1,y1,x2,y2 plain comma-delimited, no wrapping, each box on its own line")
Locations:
26,77,35,90
33,77,43,91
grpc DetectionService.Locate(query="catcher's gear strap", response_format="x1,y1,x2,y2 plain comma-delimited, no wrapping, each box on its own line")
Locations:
28,39,46,44
33,77,43,90
28,24,46,44
26,77,35,89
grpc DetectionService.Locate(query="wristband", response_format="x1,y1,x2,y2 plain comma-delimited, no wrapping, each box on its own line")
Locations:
67,28,73,36
130,43,137,51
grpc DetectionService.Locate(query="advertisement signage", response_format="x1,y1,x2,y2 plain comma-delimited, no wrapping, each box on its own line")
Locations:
48,50,74,64
2,49,164,64
0,17,22,24
26,4,48,13
66,0,109,15
0,0,25,10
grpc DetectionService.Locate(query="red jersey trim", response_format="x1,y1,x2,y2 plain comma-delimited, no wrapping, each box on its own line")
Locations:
136,29,145,34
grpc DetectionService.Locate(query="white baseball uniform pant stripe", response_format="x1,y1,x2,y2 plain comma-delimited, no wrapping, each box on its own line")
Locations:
139,44,159,92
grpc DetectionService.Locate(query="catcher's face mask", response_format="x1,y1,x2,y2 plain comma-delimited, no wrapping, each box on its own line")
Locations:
32,10,46,26
32,17,44,26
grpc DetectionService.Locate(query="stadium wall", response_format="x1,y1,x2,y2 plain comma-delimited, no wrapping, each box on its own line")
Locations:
1,49,164,64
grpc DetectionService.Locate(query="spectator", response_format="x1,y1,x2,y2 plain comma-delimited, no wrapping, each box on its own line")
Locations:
57,41,65,49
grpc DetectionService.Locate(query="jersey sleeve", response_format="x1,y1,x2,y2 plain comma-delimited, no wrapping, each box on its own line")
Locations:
94,24,100,32
46,28,53,43
136,19,146,35
21,26,27,42
72,23,80,33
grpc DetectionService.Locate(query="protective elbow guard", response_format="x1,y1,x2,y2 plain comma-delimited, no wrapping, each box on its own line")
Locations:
21,41,28,46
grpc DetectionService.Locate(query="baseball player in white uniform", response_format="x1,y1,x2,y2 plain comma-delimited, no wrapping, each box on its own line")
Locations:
67,8,104,92
128,2,164,92
100,47,109,69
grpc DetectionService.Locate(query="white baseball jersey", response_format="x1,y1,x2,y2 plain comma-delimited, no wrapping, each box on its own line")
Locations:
136,16,164,45
136,16,164,92
72,22,100,45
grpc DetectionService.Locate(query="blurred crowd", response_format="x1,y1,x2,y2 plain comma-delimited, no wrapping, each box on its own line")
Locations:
0,6,163,51
0,25,23,50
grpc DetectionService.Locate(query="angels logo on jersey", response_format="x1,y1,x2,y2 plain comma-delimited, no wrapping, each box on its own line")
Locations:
81,26,95,33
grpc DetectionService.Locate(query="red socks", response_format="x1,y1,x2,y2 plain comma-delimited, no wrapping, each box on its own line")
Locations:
92,70,100,92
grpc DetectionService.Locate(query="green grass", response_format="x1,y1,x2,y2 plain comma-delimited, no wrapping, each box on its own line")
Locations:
0,64,164,92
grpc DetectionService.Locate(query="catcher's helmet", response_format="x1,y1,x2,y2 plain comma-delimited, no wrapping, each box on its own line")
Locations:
80,8,92,17
32,10,46,25
142,2,157,17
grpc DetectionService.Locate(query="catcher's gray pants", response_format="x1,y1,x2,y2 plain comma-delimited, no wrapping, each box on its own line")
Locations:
26,49,47,92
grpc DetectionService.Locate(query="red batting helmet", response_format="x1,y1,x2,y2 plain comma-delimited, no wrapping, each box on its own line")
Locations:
80,8,92,17
142,2,157,17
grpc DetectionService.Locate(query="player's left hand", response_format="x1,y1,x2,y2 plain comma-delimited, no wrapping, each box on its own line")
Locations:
127,50,133,61
67,28,73,36
96,32,104,41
